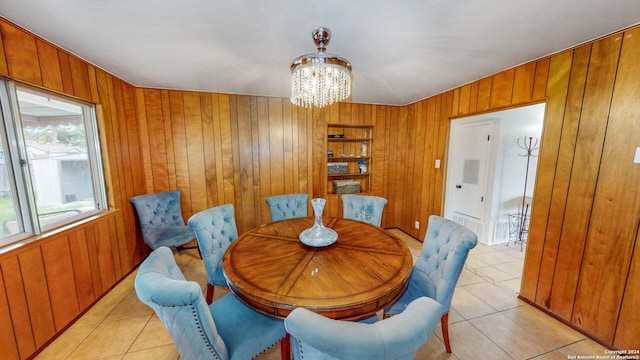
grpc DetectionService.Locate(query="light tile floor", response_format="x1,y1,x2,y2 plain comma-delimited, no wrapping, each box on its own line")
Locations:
35,229,609,360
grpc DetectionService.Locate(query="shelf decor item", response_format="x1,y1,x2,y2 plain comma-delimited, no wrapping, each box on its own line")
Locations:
332,179,361,194
299,198,338,247
328,162,348,174
357,160,367,174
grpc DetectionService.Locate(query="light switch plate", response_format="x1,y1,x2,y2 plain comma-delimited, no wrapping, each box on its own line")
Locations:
635,147,640,164
435,159,441,168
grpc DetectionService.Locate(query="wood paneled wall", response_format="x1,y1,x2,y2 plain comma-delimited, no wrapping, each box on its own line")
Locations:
0,16,638,358
132,89,441,235
395,28,639,350
134,91,317,231
520,28,640,349
0,19,145,359
0,214,122,359
420,27,638,349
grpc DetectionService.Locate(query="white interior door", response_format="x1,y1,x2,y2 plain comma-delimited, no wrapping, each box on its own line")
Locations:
451,122,492,220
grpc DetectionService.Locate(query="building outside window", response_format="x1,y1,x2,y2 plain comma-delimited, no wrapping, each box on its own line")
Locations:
0,81,107,247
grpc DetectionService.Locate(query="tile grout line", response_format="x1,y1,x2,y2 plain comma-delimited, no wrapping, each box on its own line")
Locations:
64,288,133,360
462,262,522,298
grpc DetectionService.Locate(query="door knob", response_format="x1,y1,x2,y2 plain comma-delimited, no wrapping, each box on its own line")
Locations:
456,185,462,189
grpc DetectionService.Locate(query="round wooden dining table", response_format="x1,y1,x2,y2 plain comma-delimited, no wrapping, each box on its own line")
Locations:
222,217,413,321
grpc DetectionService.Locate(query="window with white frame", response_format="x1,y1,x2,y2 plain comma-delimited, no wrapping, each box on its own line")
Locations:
0,81,107,247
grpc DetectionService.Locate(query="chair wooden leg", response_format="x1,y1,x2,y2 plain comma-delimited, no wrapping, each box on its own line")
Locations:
177,240,202,259
280,334,291,360
441,313,452,353
205,283,214,304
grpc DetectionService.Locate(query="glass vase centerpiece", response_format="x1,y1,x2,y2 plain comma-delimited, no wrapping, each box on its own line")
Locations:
299,198,338,247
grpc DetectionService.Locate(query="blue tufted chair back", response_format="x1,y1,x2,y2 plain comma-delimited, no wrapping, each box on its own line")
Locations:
265,193,309,222
129,191,195,250
411,215,478,310
134,247,230,360
130,191,185,232
187,204,238,293
341,194,388,227
384,215,477,353
285,297,444,360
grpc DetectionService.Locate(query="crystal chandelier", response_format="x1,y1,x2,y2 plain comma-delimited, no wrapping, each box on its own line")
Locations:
290,27,352,108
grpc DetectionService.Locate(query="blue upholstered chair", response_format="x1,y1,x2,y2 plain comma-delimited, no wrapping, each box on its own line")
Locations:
134,247,286,360
284,297,444,360
384,215,478,353
341,194,388,227
265,193,309,222
187,204,238,304
129,191,197,253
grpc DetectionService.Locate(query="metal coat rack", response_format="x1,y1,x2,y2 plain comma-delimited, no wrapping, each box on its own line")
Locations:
508,136,539,250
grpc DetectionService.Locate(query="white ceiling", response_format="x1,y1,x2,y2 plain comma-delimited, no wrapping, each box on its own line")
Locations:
1,0,639,106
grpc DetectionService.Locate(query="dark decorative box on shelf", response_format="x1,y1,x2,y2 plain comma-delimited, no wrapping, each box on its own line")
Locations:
332,180,360,194
328,162,348,175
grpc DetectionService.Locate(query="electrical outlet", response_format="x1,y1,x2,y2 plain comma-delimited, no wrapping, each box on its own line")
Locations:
414,221,420,229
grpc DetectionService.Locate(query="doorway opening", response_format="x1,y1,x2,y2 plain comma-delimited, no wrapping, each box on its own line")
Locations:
444,103,546,246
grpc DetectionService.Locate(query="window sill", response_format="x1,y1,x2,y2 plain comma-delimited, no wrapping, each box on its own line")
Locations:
0,209,121,257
